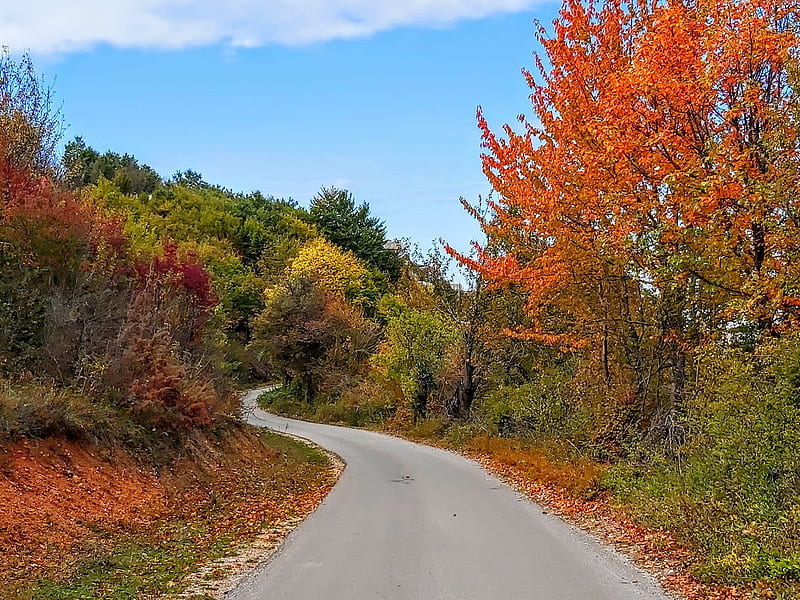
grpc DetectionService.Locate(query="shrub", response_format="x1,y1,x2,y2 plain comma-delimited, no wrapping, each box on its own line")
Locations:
603,336,800,584
468,435,606,500
0,380,122,444
476,376,587,443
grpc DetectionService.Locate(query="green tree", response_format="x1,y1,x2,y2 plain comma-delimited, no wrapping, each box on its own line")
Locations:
310,187,402,281
375,299,458,422
62,137,161,194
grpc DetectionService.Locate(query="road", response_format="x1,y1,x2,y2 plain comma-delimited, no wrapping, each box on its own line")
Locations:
228,389,672,600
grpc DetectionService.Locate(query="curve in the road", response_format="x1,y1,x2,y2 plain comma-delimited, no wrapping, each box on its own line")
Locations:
228,389,672,600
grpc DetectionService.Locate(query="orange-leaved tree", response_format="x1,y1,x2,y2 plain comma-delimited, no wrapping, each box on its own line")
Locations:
455,0,800,439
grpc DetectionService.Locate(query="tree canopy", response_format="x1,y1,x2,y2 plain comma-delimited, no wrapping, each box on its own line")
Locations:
310,187,402,281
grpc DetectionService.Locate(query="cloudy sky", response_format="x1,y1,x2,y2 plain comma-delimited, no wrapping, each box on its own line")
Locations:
1,0,558,250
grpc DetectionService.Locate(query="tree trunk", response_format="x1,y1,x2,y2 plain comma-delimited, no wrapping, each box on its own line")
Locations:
449,361,476,419
303,374,315,404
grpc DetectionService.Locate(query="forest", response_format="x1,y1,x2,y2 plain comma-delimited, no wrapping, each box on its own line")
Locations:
2,0,800,597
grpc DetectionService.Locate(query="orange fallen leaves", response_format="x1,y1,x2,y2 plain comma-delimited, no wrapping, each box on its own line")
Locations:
0,429,338,594
0,438,168,584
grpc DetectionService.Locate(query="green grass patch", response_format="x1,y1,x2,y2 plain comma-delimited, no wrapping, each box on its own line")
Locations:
257,387,393,429
259,429,328,466
31,524,225,600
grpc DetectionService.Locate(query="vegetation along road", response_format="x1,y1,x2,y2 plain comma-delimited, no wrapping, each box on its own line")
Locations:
229,390,671,600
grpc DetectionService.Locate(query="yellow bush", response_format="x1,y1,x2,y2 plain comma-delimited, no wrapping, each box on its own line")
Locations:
288,238,368,296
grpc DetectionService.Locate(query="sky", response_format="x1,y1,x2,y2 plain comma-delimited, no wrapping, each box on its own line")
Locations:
2,0,560,253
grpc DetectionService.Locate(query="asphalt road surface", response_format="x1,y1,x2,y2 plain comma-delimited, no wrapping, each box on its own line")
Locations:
228,389,672,600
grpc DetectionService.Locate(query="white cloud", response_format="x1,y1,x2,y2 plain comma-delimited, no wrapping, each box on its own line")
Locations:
0,0,538,55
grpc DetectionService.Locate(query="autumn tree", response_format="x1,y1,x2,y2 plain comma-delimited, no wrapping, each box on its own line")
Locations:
401,242,491,419
252,276,378,402
0,49,62,177
289,237,384,313
458,0,800,440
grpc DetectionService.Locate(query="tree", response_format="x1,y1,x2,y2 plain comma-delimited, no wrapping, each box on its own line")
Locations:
0,48,62,177
403,242,490,419
457,0,800,437
62,137,99,188
252,276,378,402
375,298,459,422
310,187,402,281
288,237,383,311
289,238,369,296
62,137,161,194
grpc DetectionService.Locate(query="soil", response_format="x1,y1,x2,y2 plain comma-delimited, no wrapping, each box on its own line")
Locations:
0,438,167,589
0,427,339,598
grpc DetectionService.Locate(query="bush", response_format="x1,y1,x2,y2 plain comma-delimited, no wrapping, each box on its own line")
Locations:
476,377,588,443
0,380,122,444
258,384,395,428
603,336,800,584
257,387,307,418
252,276,378,403
468,435,606,500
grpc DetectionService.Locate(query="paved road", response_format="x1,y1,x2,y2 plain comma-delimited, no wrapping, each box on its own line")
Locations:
229,390,672,600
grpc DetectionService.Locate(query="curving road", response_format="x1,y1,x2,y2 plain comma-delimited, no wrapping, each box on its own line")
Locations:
228,390,672,600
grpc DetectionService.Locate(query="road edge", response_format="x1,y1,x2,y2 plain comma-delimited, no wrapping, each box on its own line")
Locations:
178,389,346,599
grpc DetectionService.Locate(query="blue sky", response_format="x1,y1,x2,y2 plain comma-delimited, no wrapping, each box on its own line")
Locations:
5,1,560,253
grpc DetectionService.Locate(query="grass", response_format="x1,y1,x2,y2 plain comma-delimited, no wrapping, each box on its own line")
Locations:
466,435,606,500
259,429,329,466
31,527,220,600
257,387,393,429
0,380,125,445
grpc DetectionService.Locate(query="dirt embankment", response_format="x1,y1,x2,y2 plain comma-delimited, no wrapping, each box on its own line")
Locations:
1,439,167,585
0,427,337,599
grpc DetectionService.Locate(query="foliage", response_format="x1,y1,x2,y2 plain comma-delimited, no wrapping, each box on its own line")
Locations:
455,0,800,442
0,380,122,444
477,378,584,441
604,336,800,584
288,237,384,312
0,48,62,175
310,187,402,281
253,276,378,402
288,237,368,295
468,436,605,501
258,386,394,428
63,137,161,194
0,139,234,437
374,298,459,422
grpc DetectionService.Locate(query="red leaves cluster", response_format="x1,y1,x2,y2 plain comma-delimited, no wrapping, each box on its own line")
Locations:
1,146,222,432
134,242,217,310
123,328,215,429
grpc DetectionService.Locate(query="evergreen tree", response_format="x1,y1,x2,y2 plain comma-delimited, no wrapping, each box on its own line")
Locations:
310,187,402,281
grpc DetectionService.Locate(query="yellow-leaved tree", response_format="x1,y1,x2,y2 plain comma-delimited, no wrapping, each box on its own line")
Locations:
286,238,382,311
